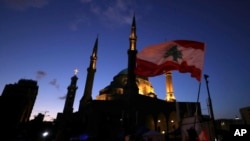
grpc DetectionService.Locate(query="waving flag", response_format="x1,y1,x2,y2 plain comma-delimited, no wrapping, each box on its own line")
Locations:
135,40,205,82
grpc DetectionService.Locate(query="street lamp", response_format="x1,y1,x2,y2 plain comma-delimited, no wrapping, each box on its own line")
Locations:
42,131,49,137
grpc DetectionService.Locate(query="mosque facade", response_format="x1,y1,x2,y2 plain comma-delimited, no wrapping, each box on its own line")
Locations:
55,16,204,141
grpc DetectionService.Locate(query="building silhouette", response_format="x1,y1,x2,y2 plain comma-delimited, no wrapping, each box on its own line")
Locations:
0,79,38,140
240,106,250,125
0,15,216,141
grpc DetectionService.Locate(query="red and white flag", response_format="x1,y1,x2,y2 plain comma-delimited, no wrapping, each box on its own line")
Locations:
135,40,205,82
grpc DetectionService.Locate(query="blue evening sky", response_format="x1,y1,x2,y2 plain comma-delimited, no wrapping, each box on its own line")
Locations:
0,0,249,121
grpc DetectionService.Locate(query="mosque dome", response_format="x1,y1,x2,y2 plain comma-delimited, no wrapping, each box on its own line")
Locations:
96,68,157,100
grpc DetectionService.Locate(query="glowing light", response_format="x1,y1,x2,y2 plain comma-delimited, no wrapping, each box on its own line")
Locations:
42,131,49,137
220,122,225,126
234,115,240,120
74,68,79,75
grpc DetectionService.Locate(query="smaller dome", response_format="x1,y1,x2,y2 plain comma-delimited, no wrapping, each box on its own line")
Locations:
118,68,128,75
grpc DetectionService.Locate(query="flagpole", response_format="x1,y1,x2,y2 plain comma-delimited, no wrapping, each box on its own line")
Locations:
194,82,201,127
204,74,217,141
196,83,201,105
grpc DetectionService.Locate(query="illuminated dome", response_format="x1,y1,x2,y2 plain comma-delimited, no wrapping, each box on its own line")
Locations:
96,68,157,100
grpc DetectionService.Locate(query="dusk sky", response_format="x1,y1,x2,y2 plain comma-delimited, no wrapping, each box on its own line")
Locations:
1,0,250,121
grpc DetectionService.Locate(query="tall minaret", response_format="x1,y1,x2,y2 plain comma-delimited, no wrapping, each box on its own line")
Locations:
62,69,78,114
124,14,139,96
165,71,176,102
79,37,98,111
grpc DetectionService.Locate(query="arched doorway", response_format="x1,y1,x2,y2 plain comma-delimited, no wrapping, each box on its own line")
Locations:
168,111,178,133
145,114,155,130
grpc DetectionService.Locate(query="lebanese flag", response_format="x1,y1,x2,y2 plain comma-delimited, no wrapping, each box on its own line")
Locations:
135,40,205,82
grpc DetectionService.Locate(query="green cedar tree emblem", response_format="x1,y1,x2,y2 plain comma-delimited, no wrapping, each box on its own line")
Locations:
164,45,182,62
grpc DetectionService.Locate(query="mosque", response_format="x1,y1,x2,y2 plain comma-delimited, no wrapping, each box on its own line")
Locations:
55,16,205,141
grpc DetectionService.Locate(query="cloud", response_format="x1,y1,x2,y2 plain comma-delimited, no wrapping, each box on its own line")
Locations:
49,78,60,89
59,94,66,100
3,0,50,10
91,0,134,26
36,70,46,80
69,14,91,31
72,0,135,30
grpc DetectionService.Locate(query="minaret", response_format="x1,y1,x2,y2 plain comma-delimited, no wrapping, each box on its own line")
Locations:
125,14,139,96
62,69,78,114
79,37,98,111
165,71,176,102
